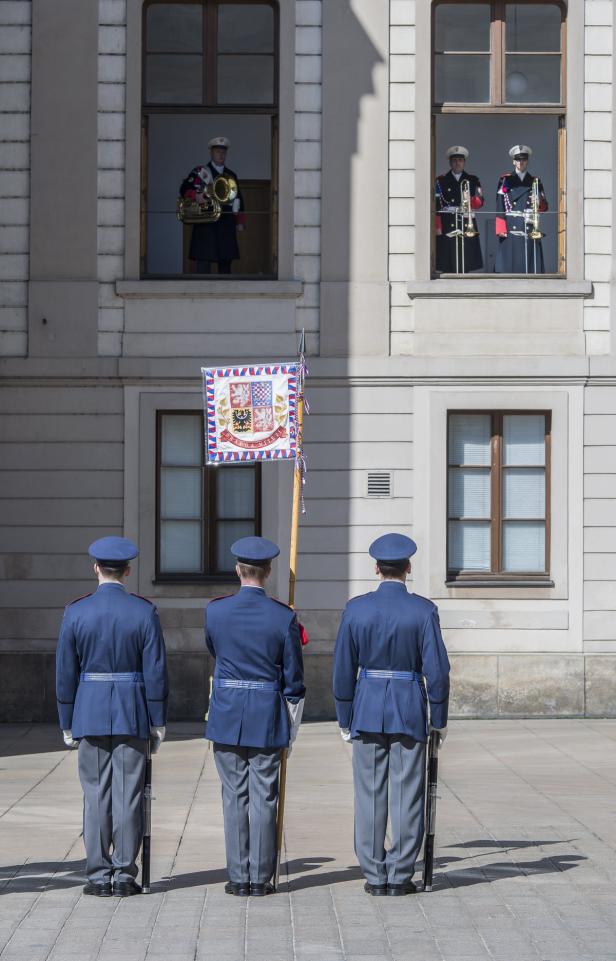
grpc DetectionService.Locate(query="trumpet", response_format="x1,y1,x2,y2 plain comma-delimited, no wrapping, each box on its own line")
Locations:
528,177,544,241
176,174,239,224
461,180,478,238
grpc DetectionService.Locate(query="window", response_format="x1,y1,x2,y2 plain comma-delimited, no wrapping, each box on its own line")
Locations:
142,1,278,278
156,411,261,578
432,1,566,275
447,411,550,582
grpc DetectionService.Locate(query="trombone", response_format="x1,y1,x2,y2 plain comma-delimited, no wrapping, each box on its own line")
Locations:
445,179,478,274
528,178,544,241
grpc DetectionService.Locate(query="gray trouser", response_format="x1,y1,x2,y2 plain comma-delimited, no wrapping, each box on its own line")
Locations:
78,736,147,885
213,744,281,885
352,733,426,886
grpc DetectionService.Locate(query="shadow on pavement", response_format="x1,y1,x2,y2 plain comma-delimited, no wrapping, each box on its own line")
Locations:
427,851,586,889
162,856,362,892
0,859,86,893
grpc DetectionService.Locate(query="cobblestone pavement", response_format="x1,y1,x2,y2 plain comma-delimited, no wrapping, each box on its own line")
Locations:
1,720,616,961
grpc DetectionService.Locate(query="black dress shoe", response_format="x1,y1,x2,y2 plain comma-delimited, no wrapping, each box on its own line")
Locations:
114,880,142,897
225,881,250,896
387,882,417,896
83,882,112,897
363,881,388,896
249,882,274,897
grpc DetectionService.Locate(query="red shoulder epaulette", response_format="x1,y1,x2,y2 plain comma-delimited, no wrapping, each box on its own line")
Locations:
299,623,309,646
130,592,153,605
67,592,93,606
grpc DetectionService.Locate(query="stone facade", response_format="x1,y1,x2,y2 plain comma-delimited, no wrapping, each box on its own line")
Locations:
1,0,616,722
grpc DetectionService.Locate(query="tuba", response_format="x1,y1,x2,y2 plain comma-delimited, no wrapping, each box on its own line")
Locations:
529,178,544,240
176,170,238,224
461,180,478,238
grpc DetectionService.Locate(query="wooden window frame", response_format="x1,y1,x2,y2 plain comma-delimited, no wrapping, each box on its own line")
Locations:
432,0,566,112
142,0,279,110
155,410,262,582
141,0,279,278
446,409,551,584
431,1,567,276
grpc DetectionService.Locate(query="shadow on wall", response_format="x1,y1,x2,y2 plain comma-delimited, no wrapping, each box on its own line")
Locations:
296,0,387,722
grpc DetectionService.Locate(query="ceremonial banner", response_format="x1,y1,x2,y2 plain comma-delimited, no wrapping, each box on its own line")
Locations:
202,363,298,462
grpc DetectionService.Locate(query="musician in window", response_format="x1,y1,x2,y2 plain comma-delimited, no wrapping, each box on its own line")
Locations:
179,136,245,275
435,146,484,274
495,145,548,275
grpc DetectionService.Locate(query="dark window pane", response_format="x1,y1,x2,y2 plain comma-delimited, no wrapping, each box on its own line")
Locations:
146,53,203,103
217,54,274,103
506,4,561,52
506,54,561,103
218,4,274,53
160,521,203,572
434,3,491,52
217,520,255,570
217,467,256,519
147,3,203,53
434,54,490,103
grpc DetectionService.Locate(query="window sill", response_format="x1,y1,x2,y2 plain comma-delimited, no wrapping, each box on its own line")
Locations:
117,280,303,300
446,578,555,588
407,279,592,299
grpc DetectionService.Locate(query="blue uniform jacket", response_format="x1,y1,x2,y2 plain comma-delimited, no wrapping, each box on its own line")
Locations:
205,586,305,749
56,583,169,739
333,581,450,741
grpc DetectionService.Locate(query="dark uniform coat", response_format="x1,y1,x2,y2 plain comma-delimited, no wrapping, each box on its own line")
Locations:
333,581,450,742
495,171,548,274
435,171,484,273
205,586,305,749
179,161,245,264
56,582,169,740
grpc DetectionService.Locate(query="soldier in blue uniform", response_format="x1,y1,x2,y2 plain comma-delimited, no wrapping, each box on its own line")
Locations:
56,537,169,897
495,144,548,274
333,533,450,896
205,536,305,897
435,145,484,273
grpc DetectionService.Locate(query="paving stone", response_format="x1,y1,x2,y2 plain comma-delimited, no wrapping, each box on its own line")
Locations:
2,721,616,959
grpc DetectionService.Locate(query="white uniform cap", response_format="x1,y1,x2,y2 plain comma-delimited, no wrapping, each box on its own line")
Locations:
209,136,230,150
509,144,532,158
446,145,469,159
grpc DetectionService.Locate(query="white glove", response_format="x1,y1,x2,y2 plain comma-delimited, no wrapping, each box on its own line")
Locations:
430,725,447,747
340,727,352,743
62,730,78,749
286,698,305,756
150,726,166,755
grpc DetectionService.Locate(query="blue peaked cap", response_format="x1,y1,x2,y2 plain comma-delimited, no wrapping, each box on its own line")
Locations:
88,536,139,565
231,536,280,565
369,533,417,563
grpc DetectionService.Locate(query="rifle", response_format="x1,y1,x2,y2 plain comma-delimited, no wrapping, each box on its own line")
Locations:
141,741,152,893
422,730,440,892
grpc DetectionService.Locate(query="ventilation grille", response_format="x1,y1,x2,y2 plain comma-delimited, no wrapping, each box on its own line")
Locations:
367,471,392,498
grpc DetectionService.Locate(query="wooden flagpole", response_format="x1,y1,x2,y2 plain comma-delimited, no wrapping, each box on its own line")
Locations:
274,331,306,891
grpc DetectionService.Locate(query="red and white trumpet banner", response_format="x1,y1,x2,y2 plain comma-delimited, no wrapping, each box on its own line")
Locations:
202,363,298,462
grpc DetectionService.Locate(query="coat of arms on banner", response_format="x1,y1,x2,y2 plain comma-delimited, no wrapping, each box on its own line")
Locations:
202,364,298,462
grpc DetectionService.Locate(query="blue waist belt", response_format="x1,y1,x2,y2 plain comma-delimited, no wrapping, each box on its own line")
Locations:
360,669,422,681
215,678,280,692
80,672,144,682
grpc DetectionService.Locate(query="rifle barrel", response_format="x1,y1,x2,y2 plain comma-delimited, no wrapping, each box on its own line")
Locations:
422,730,440,892
142,747,152,893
